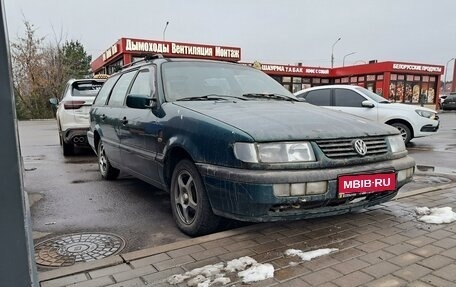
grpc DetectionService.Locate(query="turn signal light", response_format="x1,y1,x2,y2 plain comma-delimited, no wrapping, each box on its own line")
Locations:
63,101,85,109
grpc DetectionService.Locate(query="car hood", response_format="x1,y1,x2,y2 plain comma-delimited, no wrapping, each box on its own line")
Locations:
173,101,398,141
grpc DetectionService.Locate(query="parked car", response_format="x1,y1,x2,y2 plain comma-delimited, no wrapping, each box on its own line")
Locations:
294,85,439,144
88,56,415,236
441,93,456,110
50,79,105,156
439,94,448,110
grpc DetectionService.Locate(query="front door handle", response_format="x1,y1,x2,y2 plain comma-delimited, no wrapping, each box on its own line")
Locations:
121,117,128,125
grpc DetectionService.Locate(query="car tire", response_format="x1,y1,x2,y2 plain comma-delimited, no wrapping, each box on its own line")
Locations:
170,159,220,236
97,141,120,180
390,122,412,144
62,141,74,156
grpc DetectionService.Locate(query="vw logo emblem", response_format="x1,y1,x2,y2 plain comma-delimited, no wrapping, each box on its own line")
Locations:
353,139,367,156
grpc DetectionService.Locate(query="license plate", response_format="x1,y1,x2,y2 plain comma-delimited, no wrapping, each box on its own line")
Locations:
338,172,396,197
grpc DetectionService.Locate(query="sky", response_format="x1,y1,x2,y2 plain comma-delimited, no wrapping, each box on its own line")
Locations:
4,0,456,79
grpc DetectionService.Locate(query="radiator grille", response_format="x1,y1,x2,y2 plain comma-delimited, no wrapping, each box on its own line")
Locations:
316,136,388,158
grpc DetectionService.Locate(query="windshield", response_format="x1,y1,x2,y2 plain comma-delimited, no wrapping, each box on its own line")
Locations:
355,86,390,103
161,61,295,102
72,81,104,97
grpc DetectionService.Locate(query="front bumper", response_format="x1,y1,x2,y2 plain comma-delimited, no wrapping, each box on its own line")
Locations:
420,123,439,132
197,156,415,222
414,119,439,137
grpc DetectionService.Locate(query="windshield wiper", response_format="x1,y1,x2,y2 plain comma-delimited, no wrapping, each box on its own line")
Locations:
242,93,300,102
176,94,245,101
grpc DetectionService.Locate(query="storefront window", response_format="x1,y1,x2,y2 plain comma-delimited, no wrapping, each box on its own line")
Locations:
292,77,302,83
388,74,436,104
282,77,291,83
335,78,341,84
107,59,123,75
341,77,349,83
312,78,321,84
292,83,302,93
321,78,330,84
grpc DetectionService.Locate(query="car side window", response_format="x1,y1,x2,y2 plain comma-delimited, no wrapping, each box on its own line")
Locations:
93,75,120,106
334,89,366,107
129,69,153,97
305,89,331,106
107,71,137,107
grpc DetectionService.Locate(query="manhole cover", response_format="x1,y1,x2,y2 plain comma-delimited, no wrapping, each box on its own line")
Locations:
35,233,125,267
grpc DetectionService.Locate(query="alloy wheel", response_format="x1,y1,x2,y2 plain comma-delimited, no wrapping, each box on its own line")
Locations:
174,170,198,225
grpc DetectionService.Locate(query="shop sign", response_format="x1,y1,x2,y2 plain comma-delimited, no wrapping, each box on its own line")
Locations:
393,63,442,73
124,39,240,61
260,64,329,75
102,44,118,61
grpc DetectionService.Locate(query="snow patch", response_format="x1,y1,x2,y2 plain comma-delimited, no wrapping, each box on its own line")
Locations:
238,263,275,283
225,256,256,272
285,248,338,261
168,248,337,285
167,256,261,286
415,206,430,215
415,206,456,224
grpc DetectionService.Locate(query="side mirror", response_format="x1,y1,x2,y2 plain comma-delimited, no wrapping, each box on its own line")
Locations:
49,97,59,106
126,94,155,109
361,100,375,108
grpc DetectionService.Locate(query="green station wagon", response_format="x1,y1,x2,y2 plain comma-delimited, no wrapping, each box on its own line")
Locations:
88,56,415,236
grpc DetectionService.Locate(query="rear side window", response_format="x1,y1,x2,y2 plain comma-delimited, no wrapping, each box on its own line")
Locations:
107,71,136,107
305,89,331,106
334,89,365,107
93,75,120,106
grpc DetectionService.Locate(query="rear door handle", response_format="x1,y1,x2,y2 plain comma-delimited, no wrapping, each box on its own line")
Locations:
121,117,128,125
100,114,107,120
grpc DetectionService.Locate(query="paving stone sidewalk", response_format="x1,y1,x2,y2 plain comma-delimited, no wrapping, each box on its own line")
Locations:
39,185,456,287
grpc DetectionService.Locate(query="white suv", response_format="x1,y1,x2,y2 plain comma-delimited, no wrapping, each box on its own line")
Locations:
50,79,105,155
295,85,439,144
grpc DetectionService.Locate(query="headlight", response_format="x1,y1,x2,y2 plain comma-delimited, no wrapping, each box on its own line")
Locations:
415,109,436,119
387,135,406,153
233,142,316,163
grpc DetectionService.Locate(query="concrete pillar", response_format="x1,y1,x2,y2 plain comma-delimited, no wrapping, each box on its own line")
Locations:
0,1,39,286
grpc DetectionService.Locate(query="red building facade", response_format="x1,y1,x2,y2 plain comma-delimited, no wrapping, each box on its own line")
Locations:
91,38,444,108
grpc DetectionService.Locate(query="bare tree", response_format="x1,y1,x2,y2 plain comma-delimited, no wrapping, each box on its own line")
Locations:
11,21,92,119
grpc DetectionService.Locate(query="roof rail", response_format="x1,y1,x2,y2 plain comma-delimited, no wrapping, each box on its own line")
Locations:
122,54,164,69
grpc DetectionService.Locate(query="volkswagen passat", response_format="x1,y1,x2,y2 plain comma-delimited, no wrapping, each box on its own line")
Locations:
88,56,415,236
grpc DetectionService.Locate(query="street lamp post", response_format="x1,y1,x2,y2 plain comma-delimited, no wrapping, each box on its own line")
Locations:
343,52,356,67
163,21,169,41
444,57,455,94
331,37,341,68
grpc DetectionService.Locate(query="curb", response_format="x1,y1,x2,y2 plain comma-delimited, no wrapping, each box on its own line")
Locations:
38,181,456,283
